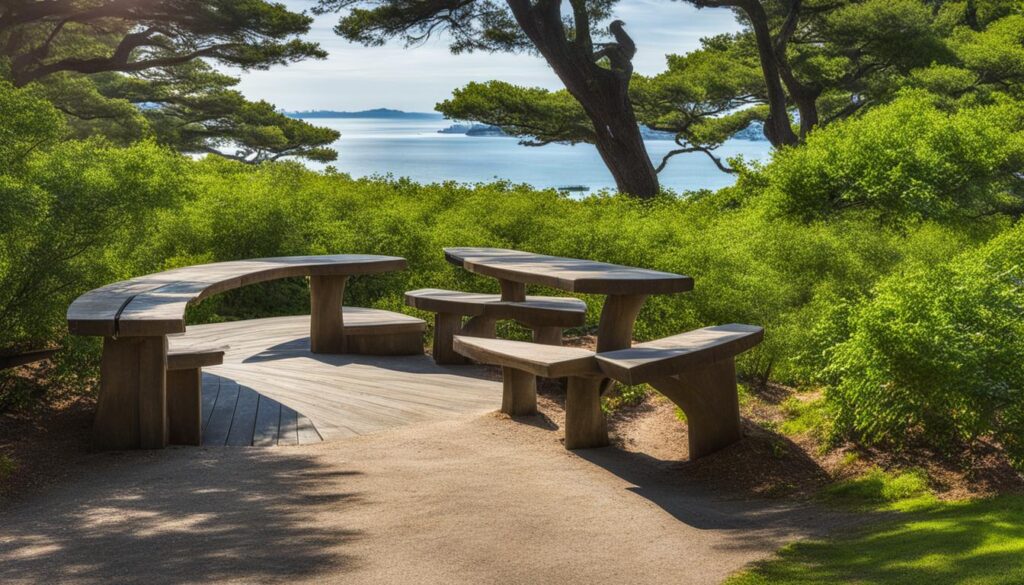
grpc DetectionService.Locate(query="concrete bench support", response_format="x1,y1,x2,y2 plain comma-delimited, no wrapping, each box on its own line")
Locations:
501,366,538,416
648,360,741,459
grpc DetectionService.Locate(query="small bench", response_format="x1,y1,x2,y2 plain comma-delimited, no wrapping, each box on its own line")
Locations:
453,323,764,458
340,307,426,355
406,288,587,364
166,342,226,446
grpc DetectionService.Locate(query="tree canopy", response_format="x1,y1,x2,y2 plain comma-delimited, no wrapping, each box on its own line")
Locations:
318,0,663,198
0,0,339,163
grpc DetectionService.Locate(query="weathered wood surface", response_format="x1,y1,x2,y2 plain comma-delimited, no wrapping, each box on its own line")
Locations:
595,324,764,385
405,289,586,327
165,344,225,371
176,315,501,445
444,248,693,296
67,255,406,337
452,336,600,378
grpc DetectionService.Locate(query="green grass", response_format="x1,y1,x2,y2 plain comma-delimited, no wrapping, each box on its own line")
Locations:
726,469,1024,585
778,395,830,439
822,468,931,507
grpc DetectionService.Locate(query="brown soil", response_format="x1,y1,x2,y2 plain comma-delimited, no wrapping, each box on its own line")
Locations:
0,394,97,504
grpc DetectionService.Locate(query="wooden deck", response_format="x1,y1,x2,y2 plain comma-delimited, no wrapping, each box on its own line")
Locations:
180,315,503,446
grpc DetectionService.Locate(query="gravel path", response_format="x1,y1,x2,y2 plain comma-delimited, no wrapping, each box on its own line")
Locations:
0,409,846,585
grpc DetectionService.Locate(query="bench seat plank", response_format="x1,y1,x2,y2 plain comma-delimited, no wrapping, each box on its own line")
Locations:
595,324,764,386
341,306,426,335
68,254,407,337
406,288,586,327
452,336,600,378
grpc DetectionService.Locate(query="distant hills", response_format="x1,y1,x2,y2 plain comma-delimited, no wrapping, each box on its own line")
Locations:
286,108,443,119
287,109,768,142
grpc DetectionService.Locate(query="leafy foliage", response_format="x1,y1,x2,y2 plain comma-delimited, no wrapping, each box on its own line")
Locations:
823,221,1024,466
761,91,1024,223
0,0,338,163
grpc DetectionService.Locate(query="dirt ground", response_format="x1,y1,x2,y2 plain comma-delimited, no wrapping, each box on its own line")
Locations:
0,398,860,585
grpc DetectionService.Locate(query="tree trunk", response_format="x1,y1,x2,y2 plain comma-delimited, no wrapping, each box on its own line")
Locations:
575,81,660,198
505,0,660,198
742,0,799,147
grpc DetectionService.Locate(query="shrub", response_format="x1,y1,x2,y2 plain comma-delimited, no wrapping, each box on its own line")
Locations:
824,221,1024,466
762,91,1024,225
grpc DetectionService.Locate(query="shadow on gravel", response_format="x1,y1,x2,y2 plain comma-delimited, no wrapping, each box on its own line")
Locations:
575,442,866,554
0,448,362,584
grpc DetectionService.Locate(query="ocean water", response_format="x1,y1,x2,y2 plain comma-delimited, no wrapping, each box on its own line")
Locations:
300,117,774,194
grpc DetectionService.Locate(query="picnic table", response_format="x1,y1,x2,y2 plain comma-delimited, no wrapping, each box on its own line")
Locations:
443,248,693,352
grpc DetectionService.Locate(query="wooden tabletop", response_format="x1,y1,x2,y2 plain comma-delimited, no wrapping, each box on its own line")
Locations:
68,255,406,337
444,248,693,295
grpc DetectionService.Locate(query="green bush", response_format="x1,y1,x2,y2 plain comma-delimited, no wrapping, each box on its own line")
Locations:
824,221,1024,466
761,91,1024,225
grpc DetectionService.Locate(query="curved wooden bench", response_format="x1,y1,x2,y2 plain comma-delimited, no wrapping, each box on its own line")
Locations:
453,323,764,458
67,254,409,450
405,288,586,364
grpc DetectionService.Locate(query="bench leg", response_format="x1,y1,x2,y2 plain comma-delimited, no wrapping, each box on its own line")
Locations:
94,335,168,450
596,294,648,352
310,275,348,354
501,366,537,415
564,377,608,449
167,368,202,446
531,326,563,346
650,359,742,459
432,312,468,364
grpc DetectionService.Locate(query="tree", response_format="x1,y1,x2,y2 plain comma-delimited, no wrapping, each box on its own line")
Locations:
438,37,765,175
0,0,338,163
317,0,662,198
0,0,325,86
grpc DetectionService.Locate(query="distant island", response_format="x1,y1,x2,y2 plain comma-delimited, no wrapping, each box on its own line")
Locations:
291,110,768,142
438,123,508,137
287,108,443,119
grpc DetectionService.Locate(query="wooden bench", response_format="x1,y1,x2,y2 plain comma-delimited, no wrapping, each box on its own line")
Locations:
405,288,586,364
166,342,225,446
67,254,412,450
452,323,764,458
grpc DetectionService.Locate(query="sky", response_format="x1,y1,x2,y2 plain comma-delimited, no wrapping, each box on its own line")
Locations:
230,0,742,112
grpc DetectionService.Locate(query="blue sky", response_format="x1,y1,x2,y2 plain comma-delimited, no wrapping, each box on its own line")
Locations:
232,0,742,112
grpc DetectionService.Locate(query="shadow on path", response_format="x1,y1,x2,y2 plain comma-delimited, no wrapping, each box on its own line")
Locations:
574,443,863,554
0,448,362,584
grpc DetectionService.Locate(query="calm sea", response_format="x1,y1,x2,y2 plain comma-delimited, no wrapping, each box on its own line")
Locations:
299,117,773,194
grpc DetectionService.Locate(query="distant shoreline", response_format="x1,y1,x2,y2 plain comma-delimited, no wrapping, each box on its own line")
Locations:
285,108,442,120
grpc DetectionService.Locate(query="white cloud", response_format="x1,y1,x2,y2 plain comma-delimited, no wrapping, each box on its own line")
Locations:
230,0,741,111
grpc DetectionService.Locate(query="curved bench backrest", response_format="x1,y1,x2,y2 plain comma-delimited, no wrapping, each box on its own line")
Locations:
67,255,406,338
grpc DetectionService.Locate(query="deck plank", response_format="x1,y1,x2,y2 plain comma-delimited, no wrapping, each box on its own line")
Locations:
278,405,299,446
297,414,321,445
201,373,220,431
226,386,260,446
185,315,501,447
203,379,239,446
252,395,282,447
